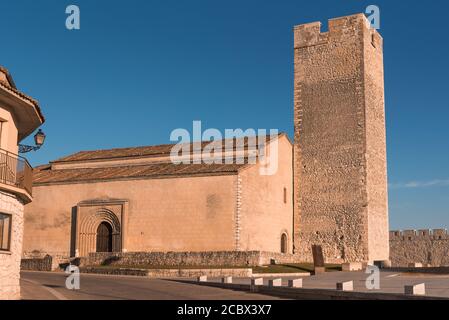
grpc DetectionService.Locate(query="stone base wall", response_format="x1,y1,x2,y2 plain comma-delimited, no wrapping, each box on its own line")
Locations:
0,192,24,300
82,251,302,267
390,229,449,267
20,255,53,271
22,251,70,271
80,267,253,278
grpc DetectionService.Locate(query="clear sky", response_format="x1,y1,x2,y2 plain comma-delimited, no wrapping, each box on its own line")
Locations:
1,0,448,230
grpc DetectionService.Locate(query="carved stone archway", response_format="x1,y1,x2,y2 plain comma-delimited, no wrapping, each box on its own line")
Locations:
74,199,128,257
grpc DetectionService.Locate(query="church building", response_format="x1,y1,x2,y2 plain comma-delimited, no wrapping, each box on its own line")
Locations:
22,13,389,266
23,134,293,258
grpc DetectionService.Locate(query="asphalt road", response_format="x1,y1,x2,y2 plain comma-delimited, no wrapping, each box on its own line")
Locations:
21,270,449,300
20,271,282,300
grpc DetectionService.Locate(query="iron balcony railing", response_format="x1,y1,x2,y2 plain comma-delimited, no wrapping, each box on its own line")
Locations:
0,148,33,195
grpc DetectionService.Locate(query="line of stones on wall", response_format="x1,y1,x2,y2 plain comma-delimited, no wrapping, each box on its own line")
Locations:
390,229,449,241
234,175,242,251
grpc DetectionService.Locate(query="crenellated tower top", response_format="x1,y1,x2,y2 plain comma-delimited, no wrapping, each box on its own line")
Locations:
294,13,382,49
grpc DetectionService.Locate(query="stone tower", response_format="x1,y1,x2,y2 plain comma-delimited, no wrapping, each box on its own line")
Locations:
293,14,389,263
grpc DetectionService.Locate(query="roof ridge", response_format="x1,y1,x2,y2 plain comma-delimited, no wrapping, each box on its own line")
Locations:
52,133,285,163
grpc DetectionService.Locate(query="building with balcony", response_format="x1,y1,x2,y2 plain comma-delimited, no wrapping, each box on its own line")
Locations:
0,66,45,299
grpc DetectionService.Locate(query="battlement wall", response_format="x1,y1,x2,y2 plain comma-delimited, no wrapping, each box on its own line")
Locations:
389,229,449,267
294,13,382,49
390,229,448,240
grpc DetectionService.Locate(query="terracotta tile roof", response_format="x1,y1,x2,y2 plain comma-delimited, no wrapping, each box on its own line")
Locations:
54,143,178,162
35,133,287,184
53,134,282,163
33,162,244,185
0,65,17,88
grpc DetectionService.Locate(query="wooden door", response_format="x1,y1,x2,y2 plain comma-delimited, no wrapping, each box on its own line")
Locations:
96,222,113,252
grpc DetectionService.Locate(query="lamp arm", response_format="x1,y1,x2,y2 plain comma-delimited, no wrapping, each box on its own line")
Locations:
18,144,41,154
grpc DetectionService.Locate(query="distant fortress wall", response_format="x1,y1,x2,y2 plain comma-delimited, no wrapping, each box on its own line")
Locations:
390,229,449,267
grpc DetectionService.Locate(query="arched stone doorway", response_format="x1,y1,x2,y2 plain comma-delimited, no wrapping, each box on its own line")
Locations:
96,222,113,252
73,199,128,257
76,206,123,256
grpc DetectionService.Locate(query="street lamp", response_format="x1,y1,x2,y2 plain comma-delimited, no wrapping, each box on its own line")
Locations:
19,129,46,153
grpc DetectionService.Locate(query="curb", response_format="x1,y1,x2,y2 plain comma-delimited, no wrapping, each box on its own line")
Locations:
180,280,449,300
251,272,310,277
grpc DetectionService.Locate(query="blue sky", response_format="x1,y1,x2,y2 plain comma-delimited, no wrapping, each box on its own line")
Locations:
1,0,448,230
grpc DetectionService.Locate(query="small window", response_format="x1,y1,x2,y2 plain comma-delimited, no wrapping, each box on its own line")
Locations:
0,213,12,251
281,233,288,254
371,34,376,48
283,187,287,204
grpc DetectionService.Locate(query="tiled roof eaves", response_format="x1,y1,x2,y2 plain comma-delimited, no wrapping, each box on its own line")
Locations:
0,66,17,89
0,80,45,123
33,170,240,186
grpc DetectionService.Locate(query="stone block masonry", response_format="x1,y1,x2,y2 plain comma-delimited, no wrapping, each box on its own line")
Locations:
293,13,389,263
80,267,253,278
390,229,449,267
81,251,303,268
0,191,25,300
21,251,71,271
21,255,53,271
